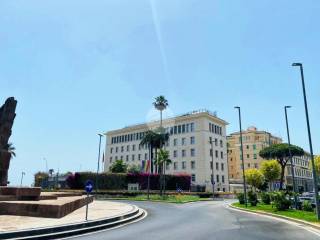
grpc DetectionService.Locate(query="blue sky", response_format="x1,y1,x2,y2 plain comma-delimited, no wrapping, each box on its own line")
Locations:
0,0,319,185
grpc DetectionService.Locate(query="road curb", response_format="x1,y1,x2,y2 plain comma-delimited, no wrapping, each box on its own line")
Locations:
228,203,320,231
0,205,145,240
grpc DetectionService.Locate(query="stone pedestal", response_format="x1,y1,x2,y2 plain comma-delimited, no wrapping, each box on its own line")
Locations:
0,187,41,200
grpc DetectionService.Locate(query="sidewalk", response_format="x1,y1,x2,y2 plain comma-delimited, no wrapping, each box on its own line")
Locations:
0,200,134,232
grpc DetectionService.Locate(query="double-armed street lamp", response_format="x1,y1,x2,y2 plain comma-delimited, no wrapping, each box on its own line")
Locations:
20,171,25,187
284,106,298,209
234,106,247,207
292,63,320,220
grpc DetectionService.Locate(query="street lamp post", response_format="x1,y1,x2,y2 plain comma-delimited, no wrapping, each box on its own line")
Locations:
292,63,320,220
284,106,298,209
20,172,25,187
235,106,247,207
95,133,103,194
209,138,215,199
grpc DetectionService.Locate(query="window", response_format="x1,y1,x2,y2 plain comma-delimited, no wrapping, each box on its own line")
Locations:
120,155,123,160
166,163,170,170
216,175,220,183
210,149,213,157
210,162,213,169
173,150,177,158
215,138,218,146
222,175,225,183
132,155,135,161
216,162,219,170
182,138,186,145
254,154,257,159
247,154,250,158
215,150,218,158
182,124,185,133
126,145,129,152
182,161,186,169
246,145,249,149
182,149,186,157
186,124,189,132
174,138,178,146
110,148,113,153
221,163,224,171
115,156,118,160
138,154,141,160
174,126,177,134
121,146,124,152
126,155,129,161
174,162,178,170
132,145,135,151
253,144,256,150
190,136,195,144
190,149,195,157
221,151,223,159
254,163,258,168
139,144,142,150
190,122,195,132
248,163,250,168
191,161,195,169
178,125,181,134
145,153,147,160
109,157,112,163
220,140,223,147
191,174,196,182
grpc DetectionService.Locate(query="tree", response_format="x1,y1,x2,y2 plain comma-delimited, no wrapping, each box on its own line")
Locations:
156,149,172,195
34,171,49,187
314,155,320,176
260,160,281,191
0,142,16,158
244,168,264,191
110,160,127,173
127,164,141,174
140,130,157,173
259,143,304,190
153,95,169,127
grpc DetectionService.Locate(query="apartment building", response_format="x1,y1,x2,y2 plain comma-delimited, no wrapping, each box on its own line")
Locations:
285,153,313,192
104,109,229,192
227,126,282,184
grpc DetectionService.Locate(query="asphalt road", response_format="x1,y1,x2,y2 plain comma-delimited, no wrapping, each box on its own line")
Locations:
72,200,320,240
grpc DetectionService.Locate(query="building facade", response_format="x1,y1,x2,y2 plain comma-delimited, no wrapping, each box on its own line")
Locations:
104,110,229,192
285,154,313,192
227,126,282,185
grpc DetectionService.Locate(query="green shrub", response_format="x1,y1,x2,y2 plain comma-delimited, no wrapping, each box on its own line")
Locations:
248,191,258,206
272,192,291,211
237,193,245,204
260,192,271,205
302,200,313,212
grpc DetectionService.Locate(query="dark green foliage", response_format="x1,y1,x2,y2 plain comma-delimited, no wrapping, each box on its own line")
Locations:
66,172,191,190
109,160,127,173
248,191,258,206
302,200,313,212
272,192,291,211
260,192,271,205
237,193,245,204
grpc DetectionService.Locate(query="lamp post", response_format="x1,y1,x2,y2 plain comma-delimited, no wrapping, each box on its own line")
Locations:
292,63,320,220
95,133,103,194
20,172,25,187
284,106,298,209
235,106,247,207
209,138,215,199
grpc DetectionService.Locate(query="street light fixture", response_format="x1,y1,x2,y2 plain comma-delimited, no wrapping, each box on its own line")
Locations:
95,133,104,194
292,62,320,220
284,106,298,209
20,172,25,187
234,106,247,207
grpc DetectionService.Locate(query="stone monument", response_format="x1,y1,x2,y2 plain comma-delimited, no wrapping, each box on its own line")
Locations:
0,97,17,186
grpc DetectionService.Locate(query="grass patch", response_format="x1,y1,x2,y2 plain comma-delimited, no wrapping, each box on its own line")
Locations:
232,202,319,223
99,194,210,203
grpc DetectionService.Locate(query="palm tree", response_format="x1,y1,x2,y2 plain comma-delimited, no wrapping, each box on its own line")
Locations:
156,149,172,196
153,96,169,127
4,143,16,158
140,130,157,173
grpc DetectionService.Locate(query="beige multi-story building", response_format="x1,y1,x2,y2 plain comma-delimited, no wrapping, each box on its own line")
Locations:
104,109,229,192
285,153,313,192
227,126,282,187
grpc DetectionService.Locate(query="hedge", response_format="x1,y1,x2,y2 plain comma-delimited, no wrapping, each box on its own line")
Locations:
66,172,191,191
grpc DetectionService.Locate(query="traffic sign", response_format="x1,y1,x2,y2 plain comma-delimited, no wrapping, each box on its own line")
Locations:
85,180,93,193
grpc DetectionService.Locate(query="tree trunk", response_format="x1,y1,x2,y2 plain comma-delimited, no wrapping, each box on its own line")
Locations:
279,165,286,190
0,152,11,186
